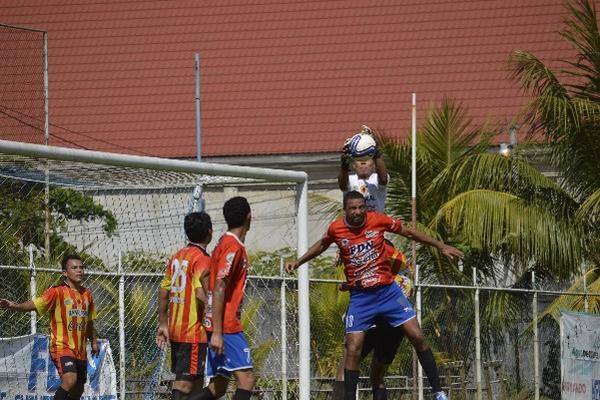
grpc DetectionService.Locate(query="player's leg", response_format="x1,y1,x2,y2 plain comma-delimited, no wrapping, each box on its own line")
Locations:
53,357,78,400
370,322,404,400
400,318,446,399
187,337,229,400
344,331,366,400
232,368,255,399
65,359,88,400
333,326,377,400
170,342,200,399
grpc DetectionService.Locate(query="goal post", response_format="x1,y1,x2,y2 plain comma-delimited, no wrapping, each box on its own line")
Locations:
0,139,311,399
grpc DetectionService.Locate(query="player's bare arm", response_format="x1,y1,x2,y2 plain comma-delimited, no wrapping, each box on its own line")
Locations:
87,321,99,355
210,277,228,355
373,151,388,186
338,142,352,191
198,268,210,304
0,299,36,312
156,288,169,349
399,226,464,260
285,238,331,274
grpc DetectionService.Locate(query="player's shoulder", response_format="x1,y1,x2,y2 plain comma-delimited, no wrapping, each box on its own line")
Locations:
329,216,347,231
217,232,244,251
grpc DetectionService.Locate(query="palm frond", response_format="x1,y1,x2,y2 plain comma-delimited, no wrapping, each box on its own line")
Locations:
309,192,342,224
560,0,600,98
577,187,600,223
432,189,583,276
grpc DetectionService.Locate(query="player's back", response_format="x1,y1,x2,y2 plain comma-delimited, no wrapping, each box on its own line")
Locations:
205,232,249,334
162,244,210,343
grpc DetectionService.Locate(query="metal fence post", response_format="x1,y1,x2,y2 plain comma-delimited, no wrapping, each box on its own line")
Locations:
473,268,482,400
280,257,288,400
532,271,539,400
29,244,37,334
416,263,423,400
118,251,126,400
583,270,589,312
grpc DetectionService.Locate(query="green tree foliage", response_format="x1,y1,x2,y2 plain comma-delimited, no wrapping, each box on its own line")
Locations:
0,177,116,267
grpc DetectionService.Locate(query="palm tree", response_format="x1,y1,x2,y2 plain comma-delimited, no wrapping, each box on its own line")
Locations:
508,0,600,265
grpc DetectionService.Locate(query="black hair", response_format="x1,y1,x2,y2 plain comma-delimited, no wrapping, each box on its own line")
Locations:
343,190,366,208
184,212,212,243
61,254,82,271
223,196,251,229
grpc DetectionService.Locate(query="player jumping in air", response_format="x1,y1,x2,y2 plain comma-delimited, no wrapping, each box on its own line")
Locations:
335,125,410,400
156,212,213,400
190,196,255,400
286,191,463,400
0,254,99,400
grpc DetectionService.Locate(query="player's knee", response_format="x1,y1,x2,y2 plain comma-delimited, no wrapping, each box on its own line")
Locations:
409,333,428,351
60,373,77,390
172,379,193,393
236,370,255,390
345,338,362,356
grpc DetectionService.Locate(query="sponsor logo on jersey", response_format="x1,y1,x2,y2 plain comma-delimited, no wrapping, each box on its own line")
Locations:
348,240,374,256
365,230,378,238
68,309,88,317
64,299,73,306
341,238,350,247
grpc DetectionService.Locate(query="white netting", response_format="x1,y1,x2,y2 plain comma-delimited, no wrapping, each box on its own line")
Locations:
0,154,302,399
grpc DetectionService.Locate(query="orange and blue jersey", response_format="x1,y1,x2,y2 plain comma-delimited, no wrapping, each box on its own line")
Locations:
161,244,210,343
322,212,404,289
33,284,96,361
205,232,249,334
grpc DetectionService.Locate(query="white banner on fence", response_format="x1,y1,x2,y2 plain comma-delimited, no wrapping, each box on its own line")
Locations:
0,334,117,399
560,311,600,400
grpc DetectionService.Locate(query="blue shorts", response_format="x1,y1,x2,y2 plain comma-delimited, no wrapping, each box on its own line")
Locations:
206,332,253,378
345,282,416,333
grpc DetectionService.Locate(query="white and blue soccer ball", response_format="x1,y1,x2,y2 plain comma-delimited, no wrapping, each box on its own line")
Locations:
348,133,377,158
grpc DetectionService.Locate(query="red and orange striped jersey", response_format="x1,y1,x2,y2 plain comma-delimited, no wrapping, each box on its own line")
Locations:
205,232,249,334
322,212,404,289
160,244,209,343
33,283,96,361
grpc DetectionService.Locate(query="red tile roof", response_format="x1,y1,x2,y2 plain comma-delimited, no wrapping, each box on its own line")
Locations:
0,0,577,157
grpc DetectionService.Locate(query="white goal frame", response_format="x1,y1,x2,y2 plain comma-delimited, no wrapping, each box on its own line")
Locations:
0,139,312,400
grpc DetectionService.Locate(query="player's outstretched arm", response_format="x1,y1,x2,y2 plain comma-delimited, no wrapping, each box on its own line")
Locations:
209,278,227,355
156,289,169,349
338,137,353,191
399,226,464,260
285,238,331,274
0,299,36,312
373,148,388,186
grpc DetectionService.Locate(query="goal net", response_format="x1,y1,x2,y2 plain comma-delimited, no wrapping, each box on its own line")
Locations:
0,145,309,399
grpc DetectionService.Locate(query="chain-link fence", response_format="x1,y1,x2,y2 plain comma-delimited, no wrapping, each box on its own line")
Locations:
0,152,599,399
0,23,47,145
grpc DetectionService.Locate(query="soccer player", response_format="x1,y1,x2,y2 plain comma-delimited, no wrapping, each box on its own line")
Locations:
190,196,255,400
338,125,388,213
0,254,98,400
335,125,409,400
286,191,464,400
156,211,213,400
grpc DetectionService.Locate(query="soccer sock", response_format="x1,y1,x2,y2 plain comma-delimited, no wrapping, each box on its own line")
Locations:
417,348,443,393
172,389,188,400
187,387,216,400
344,369,360,400
332,380,345,400
232,388,253,400
54,387,69,400
373,387,388,400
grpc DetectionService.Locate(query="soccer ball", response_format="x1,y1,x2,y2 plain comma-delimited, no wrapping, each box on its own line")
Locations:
348,133,377,158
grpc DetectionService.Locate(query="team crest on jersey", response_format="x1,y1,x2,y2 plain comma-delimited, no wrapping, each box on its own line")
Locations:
341,238,350,247
365,230,378,238
64,299,73,306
